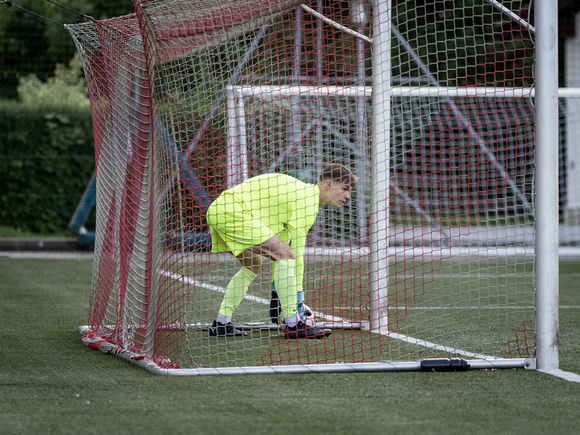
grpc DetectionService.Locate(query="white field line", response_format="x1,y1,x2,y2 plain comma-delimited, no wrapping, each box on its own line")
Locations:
160,269,269,305
537,369,580,383
342,306,580,310
332,305,538,310
160,270,353,325
160,269,499,359
365,325,497,360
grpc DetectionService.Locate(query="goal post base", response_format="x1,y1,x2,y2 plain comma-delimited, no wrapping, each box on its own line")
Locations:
78,325,534,375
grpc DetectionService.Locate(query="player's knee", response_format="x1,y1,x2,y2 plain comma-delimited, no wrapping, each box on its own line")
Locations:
238,251,263,274
242,258,262,275
247,264,261,275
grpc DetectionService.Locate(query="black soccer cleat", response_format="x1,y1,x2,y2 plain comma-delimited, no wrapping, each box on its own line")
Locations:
209,320,247,337
269,290,281,324
284,321,332,340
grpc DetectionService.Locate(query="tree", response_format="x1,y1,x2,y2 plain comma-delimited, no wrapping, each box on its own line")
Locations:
0,0,134,99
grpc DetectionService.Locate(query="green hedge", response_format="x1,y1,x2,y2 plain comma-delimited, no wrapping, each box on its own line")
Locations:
0,103,95,234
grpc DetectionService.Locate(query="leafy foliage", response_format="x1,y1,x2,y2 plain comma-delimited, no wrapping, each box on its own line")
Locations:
393,0,535,87
0,0,135,99
0,102,94,234
18,53,89,109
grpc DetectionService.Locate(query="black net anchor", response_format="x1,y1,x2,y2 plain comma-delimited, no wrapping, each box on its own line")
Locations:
420,358,470,372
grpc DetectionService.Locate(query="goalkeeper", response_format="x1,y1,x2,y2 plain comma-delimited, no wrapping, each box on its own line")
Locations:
206,163,357,339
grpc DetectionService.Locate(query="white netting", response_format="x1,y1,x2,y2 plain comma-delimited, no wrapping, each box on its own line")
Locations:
68,0,541,371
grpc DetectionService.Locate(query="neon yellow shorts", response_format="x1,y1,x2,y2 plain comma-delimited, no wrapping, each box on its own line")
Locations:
206,192,275,257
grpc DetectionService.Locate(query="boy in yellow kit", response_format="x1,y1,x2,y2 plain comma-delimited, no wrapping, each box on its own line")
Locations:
206,163,357,339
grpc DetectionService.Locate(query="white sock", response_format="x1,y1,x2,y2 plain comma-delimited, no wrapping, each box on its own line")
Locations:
216,314,231,324
284,313,301,327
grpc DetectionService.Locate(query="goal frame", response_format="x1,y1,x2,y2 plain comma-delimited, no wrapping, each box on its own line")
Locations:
232,0,559,373
225,82,548,339
70,0,560,374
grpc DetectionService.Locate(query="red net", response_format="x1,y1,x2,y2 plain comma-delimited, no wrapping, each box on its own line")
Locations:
68,0,537,371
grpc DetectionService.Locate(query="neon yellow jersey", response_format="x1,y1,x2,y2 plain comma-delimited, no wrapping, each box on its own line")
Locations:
208,173,319,293
227,173,320,237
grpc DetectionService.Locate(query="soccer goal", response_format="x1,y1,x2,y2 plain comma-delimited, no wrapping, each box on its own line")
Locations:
67,0,559,374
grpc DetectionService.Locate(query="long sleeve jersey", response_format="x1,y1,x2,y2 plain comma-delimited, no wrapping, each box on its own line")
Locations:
218,173,319,292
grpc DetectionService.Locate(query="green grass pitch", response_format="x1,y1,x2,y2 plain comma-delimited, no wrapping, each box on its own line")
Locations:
1,257,579,434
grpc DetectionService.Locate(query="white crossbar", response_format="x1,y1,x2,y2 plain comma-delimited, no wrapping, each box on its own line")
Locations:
228,85,580,98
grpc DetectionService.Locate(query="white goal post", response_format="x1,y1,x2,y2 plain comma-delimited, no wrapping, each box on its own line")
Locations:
67,0,563,374
534,0,559,371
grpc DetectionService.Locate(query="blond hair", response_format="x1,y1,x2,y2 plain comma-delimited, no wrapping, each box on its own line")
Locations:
319,163,358,189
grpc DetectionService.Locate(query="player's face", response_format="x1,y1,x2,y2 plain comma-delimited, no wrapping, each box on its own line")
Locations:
324,181,351,207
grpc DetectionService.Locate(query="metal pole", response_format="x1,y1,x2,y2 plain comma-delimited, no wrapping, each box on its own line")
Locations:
315,0,323,178
352,0,369,241
291,7,303,173
534,0,559,370
484,0,535,34
226,89,248,187
369,0,391,331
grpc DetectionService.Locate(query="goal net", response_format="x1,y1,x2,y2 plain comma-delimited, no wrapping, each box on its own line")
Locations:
68,0,540,373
